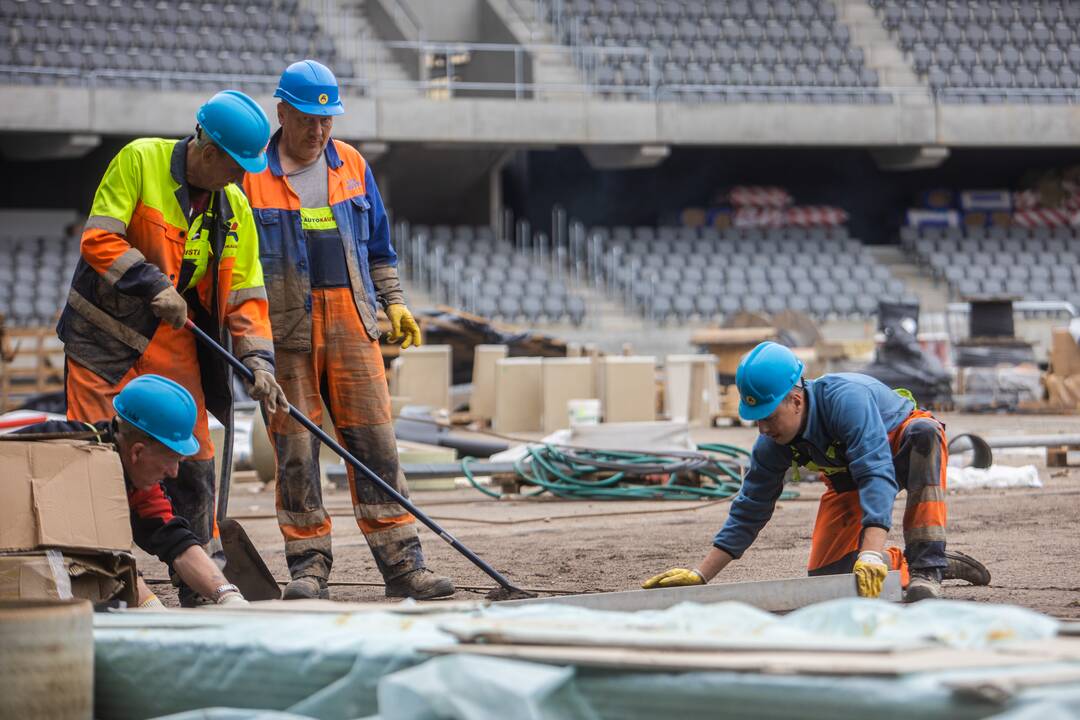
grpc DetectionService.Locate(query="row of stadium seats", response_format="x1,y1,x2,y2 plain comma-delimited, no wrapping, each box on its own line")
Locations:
900,224,1080,242
875,0,1080,102
0,0,351,90
0,235,79,326
592,224,913,322
902,225,1080,305
552,0,883,102
402,227,589,326
0,0,309,32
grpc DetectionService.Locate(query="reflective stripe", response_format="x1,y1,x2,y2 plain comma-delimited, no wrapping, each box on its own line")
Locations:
103,246,148,286
227,286,268,306
277,507,329,528
85,214,127,235
907,484,946,504
66,288,150,353
904,525,947,543
361,522,417,547
354,501,412,522
234,334,274,356
284,536,332,555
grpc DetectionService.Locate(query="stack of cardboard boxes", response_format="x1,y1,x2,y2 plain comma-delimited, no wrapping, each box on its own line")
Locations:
0,439,137,603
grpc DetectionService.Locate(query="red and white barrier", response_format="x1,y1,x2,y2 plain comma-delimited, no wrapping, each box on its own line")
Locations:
728,186,793,208
1012,208,1072,227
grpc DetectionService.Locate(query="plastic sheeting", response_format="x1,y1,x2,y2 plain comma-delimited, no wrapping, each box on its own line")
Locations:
947,465,1044,490
94,598,1069,720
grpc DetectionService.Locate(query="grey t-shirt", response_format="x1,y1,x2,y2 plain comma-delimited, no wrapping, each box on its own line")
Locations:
287,152,329,208
288,152,348,288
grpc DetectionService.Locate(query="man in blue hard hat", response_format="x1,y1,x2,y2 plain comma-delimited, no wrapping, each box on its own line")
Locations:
16,375,249,608
643,341,990,602
58,89,287,607
244,60,454,601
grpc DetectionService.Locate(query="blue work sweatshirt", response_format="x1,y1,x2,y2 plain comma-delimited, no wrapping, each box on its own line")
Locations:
713,373,915,559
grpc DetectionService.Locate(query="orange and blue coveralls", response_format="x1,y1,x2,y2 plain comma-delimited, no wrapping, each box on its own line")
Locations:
15,419,202,567
713,373,948,585
243,130,423,583
57,136,275,588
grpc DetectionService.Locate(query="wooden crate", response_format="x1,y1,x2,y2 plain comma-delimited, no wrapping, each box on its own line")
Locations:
1,324,65,411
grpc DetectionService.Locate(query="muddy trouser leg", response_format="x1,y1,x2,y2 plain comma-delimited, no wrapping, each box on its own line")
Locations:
316,287,424,582
892,415,948,575
270,345,334,582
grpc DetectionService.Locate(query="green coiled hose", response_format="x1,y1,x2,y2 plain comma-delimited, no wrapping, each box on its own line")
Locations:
460,441,799,501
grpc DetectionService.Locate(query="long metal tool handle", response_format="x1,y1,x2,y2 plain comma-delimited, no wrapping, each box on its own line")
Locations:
185,320,525,594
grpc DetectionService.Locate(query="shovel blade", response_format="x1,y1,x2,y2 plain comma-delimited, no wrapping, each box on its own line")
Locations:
220,518,281,601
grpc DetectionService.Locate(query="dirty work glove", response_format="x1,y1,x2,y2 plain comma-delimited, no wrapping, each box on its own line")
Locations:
245,366,288,416
642,568,705,590
150,286,189,329
853,550,889,598
386,303,422,349
217,591,249,606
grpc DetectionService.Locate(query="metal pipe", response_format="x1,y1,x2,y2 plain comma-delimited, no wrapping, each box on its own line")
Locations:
951,434,1080,450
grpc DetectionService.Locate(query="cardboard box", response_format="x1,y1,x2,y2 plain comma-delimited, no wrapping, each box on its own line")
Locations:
664,354,719,425
390,345,452,411
599,356,657,423
1050,329,1080,378
0,550,137,603
541,357,596,433
470,345,508,423
0,440,131,553
493,358,543,433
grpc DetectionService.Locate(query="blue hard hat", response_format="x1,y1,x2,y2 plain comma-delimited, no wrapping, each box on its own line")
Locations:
112,375,200,456
735,341,805,422
196,90,271,174
274,59,345,116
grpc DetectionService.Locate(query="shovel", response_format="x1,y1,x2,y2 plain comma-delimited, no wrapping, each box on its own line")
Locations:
215,337,282,601
186,320,535,601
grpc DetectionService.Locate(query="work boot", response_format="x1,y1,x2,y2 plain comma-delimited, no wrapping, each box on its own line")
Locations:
943,550,991,586
905,569,943,602
385,568,455,600
283,576,330,600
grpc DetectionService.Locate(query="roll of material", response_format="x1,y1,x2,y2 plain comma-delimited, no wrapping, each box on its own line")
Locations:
0,599,93,720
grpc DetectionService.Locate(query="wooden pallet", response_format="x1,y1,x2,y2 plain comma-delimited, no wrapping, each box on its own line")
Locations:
0,323,65,411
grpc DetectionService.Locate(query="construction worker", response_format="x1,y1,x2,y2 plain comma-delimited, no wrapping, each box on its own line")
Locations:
17,375,248,608
57,90,287,606
243,60,454,601
643,341,991,602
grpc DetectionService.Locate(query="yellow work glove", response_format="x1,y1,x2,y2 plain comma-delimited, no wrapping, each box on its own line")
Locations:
641,568,705,590
386,303,422,349
853,550,889,598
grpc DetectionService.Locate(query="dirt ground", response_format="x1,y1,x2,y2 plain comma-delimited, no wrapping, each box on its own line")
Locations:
141,412,1080,619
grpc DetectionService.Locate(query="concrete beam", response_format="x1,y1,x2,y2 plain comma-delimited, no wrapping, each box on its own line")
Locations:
502,571,903,612
2,85,1076,148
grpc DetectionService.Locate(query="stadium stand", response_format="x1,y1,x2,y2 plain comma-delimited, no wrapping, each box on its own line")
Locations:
871,0,1080,103
400,224,589,326
901,224,1080,306
545,0,889,103
0,0,351,92
0,232,80,326
590,224,913,322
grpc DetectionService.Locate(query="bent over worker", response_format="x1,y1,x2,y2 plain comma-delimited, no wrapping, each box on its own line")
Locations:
57,90,287,606
644,341,990,602
17,375,248,608
244,60,454,601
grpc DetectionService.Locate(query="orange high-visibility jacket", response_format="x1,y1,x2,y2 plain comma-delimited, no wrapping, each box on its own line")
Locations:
58,137,274,412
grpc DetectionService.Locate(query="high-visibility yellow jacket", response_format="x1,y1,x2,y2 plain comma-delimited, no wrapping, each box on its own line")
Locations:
58,136,274,414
